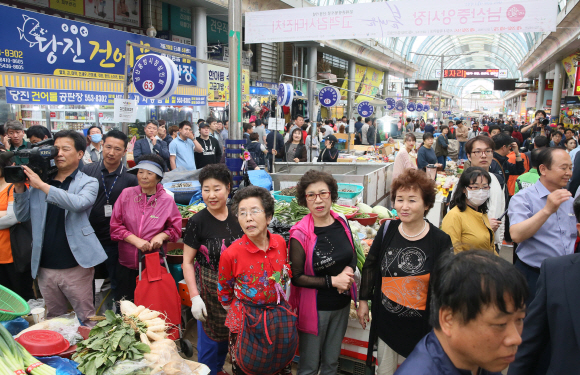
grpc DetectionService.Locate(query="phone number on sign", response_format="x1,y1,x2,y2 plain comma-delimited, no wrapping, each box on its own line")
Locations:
84,94,108,102
0,50,23,58
0,64,23,70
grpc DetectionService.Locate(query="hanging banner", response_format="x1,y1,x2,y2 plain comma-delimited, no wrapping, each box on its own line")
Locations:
385,98,395,110
395,100,406,111
357,101,374,117
407,102,416,112
574,67,580,96
356,67,383,103
245,0,558,43
416,103,424,112
318,86,340,107
207,65,250,102
6,86,207,106
0,5,195,84
340,64,366,99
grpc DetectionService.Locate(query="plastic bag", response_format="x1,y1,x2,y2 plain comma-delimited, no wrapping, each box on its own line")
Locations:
0,317,29,335
247,170,273,191
103,360,150,375
38,356,81,375
27,298,45,310
15,313,83,346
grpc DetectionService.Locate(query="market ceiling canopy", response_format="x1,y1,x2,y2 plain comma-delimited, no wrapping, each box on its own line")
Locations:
244,0,558,44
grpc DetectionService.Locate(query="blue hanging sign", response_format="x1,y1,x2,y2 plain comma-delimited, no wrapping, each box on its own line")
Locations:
433,106,439,111
395,100,406,111
0,5,197,85
407,102,416,112
423,104,430,111
357,101,374,117
6,86,207,106
132,54,177,99
277,83,293,107
318,86,339,107
416,103,424,112
385,98,395,110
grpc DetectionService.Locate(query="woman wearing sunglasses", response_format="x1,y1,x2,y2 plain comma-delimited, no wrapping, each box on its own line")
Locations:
289,170,358,375
441,167,499,254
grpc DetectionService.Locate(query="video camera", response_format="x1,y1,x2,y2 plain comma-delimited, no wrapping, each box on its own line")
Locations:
540,118,550,127
2,139,59,183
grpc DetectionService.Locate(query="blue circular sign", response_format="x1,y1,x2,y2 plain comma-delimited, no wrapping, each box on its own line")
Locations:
423,104,430,111
395,100,406,111
156,55,180,100
407,102,416,112
277,84,285,104
416,103,424,112
385,98,396,110
357,101,374,117
433,106,439,112
132,54,173,99
277,83,294,106
318,86,339,107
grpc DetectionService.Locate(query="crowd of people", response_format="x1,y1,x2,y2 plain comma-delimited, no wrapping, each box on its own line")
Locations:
0,109,579,375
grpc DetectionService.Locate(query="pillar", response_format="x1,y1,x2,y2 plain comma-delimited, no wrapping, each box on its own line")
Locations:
307,46,317,124
192,7,208,122
551,62,563,123
382,71,389,117
347,59,356,120
536,71,546,110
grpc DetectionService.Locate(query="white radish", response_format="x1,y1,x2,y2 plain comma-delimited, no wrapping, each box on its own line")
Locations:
132,305,146,317
143,353,160,363
146,330,165,341
147,324,166,332
138,309,161,320
140,332,151,345
150,339,175,349
119,300,137,316
145,318,165,327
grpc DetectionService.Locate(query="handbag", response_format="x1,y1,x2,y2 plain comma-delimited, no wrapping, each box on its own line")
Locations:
6,184,33,273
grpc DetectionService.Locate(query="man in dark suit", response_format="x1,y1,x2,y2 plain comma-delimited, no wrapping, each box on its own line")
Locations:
133,120,170,169
507,194,580,375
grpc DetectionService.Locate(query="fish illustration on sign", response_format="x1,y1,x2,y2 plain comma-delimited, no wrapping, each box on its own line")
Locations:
17,15,46,47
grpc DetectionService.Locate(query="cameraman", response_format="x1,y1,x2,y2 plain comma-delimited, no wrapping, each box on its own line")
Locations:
13,130,106,326
491,133,526,189
521,110,549,140
26,125,51,145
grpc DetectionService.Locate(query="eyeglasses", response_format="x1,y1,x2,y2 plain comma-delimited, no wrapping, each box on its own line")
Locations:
471,150,493,156
237,209,264,218
305,191,331,201
467,185,490,191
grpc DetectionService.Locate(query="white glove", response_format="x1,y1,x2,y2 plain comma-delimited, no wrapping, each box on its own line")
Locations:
191,295,207,322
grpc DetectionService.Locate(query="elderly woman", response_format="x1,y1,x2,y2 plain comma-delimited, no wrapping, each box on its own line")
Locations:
182,164,244,375
441,167,499,254
289,170,357,375
317,135,339,163
110,154,182,301
218,186,296,375
392,133,417,180
357,169,452,375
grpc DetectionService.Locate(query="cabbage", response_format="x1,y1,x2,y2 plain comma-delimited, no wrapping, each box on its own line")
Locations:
372,205,392,219
356,202,373,214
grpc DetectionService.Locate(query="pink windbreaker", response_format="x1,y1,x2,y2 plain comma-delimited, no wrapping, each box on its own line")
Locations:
110,184,182,269
288,211,357,335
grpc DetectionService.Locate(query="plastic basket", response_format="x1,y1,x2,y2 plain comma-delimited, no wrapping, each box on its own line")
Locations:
337,183,364,199
0,284,30,321
272,191,295,202
163,181,201,205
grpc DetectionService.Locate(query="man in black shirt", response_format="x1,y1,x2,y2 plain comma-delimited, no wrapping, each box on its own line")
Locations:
195,122,222,169
266,129,284,172
83,130,138,300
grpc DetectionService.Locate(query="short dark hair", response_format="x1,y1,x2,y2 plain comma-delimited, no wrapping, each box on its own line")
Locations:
232,186,275,219
565,137,577,148
537,147,565,171
552,131,563,139
168,125,179,136
26,125,51,142
296,170,338,207
429,250,528,329
158,119,166,127
491,133,512,150
199,163,233,192
324,120,330,125
54,130,86,152
146,119,159,127
295,115,304,120
565,128,574,134
534,135,549,148
530,147,542,169
136,153,165,181
466,135,495,154
391,169,437,215
422,132,434,141
179,120,192,130
440,125,449,132
365,117,372,123
404,133,416,142
450,167,491,214
357,116,362,121
197,119,205,124
456,120,462,125
488,125,501,134
255,119,262,127
320,127,326,134
535,110,547,118
243,123,253,132
504,125,513,134
87,125,103,134
103,129,129,148
207,117,218,124
249,132,259,141
406,117,411,122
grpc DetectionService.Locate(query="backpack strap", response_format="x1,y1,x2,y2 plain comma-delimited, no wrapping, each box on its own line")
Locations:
382,219,391,241
493,158,505,177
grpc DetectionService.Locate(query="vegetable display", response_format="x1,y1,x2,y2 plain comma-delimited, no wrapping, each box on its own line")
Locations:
279,186,297,196
167,248,183,256
273,199,359,225
178,203,207,219
0,323,56,375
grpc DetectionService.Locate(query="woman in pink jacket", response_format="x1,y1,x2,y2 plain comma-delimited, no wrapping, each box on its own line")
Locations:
110,154,182,301
289,170,357,375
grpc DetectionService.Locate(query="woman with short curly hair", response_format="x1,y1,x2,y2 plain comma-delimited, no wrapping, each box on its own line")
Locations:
357,169,452,375
289,170,358,375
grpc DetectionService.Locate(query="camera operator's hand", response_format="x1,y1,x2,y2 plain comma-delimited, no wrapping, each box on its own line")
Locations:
510,142,521,156
22,166,49,194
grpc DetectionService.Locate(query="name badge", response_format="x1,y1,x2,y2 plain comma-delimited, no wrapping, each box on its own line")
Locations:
104,205,113,218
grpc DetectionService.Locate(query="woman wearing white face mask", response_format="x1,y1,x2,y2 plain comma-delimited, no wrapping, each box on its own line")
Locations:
441,167,499,255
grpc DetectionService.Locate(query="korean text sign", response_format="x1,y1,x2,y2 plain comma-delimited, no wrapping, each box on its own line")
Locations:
245,0,557,43
0,4,197,85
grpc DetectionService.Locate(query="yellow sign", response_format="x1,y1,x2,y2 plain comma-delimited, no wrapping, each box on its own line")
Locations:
340,64,366,99
51,0,84,15
356,67,384,103
243,69,249,102
207,65,250,102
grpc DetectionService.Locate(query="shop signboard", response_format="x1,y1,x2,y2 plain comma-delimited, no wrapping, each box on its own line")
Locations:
113,98,138,122
407,102,416,112
207,16,229,45
0,5,195,84
85,0,115,22
356,66,383,103
416,103,424,112
208,65,250,102
169,5,192,38
435,69,508,79
385,98,395,110
357,101,374,117
19,0,49,6
318,86,339,107
114,0,140,27
255,81,277,89
52,0,84,15
533,79,554,91
574,66,580,96
245,0,558,43
6,86,207,106
395,100,406,111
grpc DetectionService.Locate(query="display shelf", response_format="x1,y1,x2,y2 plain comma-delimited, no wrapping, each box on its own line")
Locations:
51,119,97,123
22,118,46,121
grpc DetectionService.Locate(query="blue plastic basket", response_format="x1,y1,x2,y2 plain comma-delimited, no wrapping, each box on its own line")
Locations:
337,183,364,199
272,191,295,202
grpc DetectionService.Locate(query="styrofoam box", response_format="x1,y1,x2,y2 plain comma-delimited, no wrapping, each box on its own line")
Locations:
341,319,371,356
337,194,363,207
